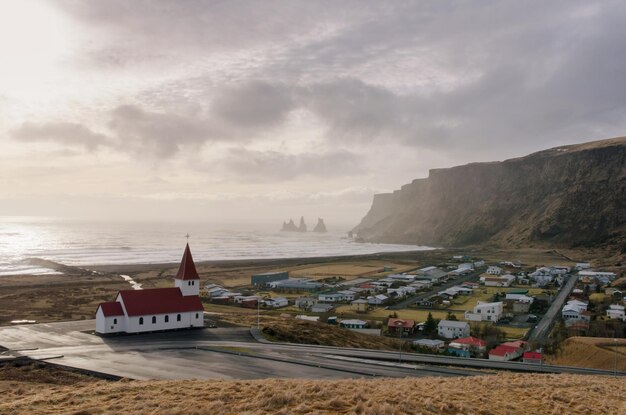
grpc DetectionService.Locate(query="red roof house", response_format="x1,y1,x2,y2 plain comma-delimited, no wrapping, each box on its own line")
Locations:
522,352,543,364
387,318,415,335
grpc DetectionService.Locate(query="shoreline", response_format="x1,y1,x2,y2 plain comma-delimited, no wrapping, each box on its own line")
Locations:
85,248,444,273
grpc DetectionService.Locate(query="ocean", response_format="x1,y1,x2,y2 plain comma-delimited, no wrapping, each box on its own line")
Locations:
0,217,433,276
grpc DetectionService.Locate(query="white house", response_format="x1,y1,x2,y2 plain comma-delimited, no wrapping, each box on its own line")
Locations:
413,339,446,350
295,297,317,309
575,262,591,270
486,266,502,275
367,294,388,305
340,319,368,329
95,243,204,335
264,297,289,308
464,301,503,322
578,270,617,285
505,293,534,304
337,290,356,301
606,304,626,321
437,320,470,339
318,293,346,303
562,300,590,323
388,274,416,282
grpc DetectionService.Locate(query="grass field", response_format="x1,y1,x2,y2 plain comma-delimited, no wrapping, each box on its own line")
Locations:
2,370,624,415
547,337,626,371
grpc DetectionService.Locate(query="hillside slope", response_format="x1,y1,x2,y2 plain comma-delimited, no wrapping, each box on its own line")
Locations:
354,137,626,249
1,372,624,415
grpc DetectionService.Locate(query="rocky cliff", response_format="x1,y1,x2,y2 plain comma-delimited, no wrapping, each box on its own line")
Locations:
353,137,626,249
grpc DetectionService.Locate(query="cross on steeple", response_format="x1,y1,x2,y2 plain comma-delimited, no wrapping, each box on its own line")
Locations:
185,233,190,242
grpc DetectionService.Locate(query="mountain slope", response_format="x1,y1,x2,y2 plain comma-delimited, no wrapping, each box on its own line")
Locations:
354,137,626,249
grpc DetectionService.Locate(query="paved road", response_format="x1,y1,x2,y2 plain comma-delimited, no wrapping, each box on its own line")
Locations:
2,319,622,380
0,321,486,380
527,274,579,344
389,269,482,310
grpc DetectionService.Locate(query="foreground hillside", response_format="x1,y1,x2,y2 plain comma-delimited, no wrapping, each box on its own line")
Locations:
354,136,626,250
1,370,624,415
547,337,626,371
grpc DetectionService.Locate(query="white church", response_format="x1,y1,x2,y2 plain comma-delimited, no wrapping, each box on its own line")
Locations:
95,243,205,334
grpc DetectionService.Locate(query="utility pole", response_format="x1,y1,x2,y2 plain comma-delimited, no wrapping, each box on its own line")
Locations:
257,296,260,329
398,329,403,364
614,338,618,377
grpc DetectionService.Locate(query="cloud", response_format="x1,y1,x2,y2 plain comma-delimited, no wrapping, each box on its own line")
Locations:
211,81,294,131
216,147,364,181
108,105,214,158
11,122,109,151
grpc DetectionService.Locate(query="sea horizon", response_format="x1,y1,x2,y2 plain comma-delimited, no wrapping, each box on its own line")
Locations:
0,216,434,276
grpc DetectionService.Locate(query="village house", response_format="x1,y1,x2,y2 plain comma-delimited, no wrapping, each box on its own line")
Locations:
295,296,317,309
606,304,626,321
482,274,515,287
337,290,357,301
264,297,289,308
269,279,323,292
318,293,346,303
387,318,415,336
562,299,591,326
578,270,618,286
489,341,528,361
310,303,334,313
412,338,445,350
522,351,543,364
388,273,416,282
351,298,369,312
447,336,487,358
437,320,470,339
95,243,204,335
529,267,555,286
465,301,503,322
251,271,289,287
367,294,388,305
340,319,368,329
473,260,486,268
486,266,502,275
415,266,448,284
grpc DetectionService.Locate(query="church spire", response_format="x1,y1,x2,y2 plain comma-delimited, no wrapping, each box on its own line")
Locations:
175,243,199,281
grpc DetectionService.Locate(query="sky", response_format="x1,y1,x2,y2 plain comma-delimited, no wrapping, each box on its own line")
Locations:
1,1,625,228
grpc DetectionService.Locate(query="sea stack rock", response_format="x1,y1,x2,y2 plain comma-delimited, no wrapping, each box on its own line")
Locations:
281,219,298,232
298,216,307,232
313,218,327,233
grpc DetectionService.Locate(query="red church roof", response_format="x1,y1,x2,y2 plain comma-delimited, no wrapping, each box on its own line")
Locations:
175,243,199,280
118,288,204,316
98,301,124,317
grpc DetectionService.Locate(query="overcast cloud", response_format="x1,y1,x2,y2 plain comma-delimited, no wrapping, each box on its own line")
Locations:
1,0,625,226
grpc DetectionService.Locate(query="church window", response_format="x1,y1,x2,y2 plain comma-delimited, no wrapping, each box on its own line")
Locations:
139,317,144,325
113,318,117,324
177,314,181,321
165,315,169,323
152,316,156,324
195,313,199,319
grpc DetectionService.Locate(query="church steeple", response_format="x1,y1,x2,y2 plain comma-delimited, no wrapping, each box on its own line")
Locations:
174,243,200,296
175,243,199,281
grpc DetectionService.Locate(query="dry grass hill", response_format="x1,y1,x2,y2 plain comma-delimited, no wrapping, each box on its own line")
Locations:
1,363,624,415
547,337,626,372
